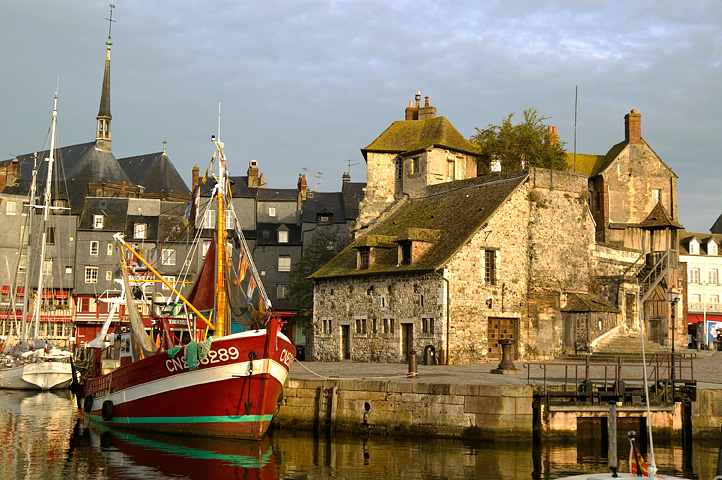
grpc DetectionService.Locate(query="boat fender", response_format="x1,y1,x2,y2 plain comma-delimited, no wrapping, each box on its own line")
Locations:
83,394,94,413
101,400,114,421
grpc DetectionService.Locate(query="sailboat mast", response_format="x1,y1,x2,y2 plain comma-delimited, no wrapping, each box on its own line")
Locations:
214,137,228,337
31,91,58,340
20,154,40,343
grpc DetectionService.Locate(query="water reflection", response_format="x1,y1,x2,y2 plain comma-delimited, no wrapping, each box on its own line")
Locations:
0,390,718,479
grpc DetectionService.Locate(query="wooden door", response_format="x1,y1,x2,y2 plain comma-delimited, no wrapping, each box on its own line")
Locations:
488,317,518,358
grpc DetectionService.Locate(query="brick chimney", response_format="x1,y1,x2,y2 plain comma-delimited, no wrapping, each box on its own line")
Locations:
547,126,559,145
297,173,309,200
192,164,199,191
417,95,436,121
625,109,642,144
247,159,260,187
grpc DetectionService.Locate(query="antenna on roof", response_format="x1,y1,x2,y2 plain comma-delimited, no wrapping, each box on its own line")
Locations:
315,171,323,191
574,85,578,174
105,4,116,49
217,103,221,142
343,159,360,174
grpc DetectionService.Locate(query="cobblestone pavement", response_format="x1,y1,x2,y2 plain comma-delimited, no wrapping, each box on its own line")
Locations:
289,349,722,389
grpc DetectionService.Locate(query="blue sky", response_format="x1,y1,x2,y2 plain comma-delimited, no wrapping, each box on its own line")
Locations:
1,1,720,232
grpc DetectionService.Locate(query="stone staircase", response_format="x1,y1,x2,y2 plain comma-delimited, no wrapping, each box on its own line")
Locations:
559,333,670,363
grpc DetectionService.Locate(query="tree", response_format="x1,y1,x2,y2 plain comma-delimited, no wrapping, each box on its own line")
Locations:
288,226,348,328
470,108,568,173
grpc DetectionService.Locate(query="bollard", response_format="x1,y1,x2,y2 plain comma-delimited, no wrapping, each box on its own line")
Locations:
491,339,522,374
407,350,418,377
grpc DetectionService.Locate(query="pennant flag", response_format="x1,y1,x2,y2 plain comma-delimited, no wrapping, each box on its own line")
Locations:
238,254,248,283
246,276,257,301
629,444,649,476
188,236,216,311
259,299,266,315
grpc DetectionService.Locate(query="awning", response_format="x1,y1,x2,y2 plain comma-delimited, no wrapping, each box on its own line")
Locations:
16,287,24,297
1,286,9,295
55,290,68,299
688,314,722,325
41,290,53,299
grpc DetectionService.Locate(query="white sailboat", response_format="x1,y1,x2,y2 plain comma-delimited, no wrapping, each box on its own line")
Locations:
0,91,73,391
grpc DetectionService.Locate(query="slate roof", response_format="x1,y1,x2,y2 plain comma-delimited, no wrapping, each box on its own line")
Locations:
341,181,365,221
310,173,528,279
117,152,191,197
679,231,722,256
362,116,479,158
560,292,620,313
638,201,683,230
301,192,345,224
256,222,303,246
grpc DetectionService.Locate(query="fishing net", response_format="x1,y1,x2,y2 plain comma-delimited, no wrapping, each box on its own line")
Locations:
166,337,214,371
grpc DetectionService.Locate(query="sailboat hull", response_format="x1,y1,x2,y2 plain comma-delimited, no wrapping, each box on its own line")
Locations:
82,325,295,440
0,362,73,390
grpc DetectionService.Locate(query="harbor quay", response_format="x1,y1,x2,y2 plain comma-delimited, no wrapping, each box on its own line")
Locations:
275,352,722,440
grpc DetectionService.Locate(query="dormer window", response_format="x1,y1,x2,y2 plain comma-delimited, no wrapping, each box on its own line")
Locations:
359,248,370,270
93,215,104,229
709,241,718,256
278,230,289,243
318,214,331,223
399,242,412,265
134,223,147,239
689,239,699,255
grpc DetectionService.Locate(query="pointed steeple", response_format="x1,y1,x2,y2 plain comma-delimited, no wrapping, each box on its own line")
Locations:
96,5,115,152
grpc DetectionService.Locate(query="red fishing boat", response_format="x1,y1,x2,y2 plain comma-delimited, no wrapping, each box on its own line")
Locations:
78,135,295,440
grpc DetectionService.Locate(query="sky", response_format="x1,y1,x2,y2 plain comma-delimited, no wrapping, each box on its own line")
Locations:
1,1,720,233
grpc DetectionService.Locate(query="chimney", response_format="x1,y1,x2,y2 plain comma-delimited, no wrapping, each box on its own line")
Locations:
297,173,309,200
417,95,436,121
415,91,421,108
405,98,419,121
342,171,351,183
247,159,259,187
192,164,199,191
625,109,642,144
547,126,559,146
258,173,266,188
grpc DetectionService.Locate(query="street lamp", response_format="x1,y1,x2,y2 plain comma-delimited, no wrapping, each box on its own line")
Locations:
667,286,680,382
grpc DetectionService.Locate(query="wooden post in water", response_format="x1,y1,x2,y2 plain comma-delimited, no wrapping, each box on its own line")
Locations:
608,401,618,477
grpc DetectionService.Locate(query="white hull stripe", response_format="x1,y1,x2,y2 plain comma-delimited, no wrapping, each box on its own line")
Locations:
92,359,289,407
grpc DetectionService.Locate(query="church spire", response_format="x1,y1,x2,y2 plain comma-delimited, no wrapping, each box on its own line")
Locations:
96,4,115,152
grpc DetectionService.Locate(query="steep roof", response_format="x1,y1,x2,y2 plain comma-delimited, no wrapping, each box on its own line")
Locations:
566,141,626,178
341,181,365,221
117,152,191,198
310,173,528,279
679,231,722,256
362,116,479,157
638,201,683,230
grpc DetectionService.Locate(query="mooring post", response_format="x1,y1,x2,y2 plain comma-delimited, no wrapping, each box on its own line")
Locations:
408,350,418,377
609,401,618,477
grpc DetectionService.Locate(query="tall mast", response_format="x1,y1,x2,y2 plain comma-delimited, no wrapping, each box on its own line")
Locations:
20,154,40,343
213,136,228,337
31,91,58,340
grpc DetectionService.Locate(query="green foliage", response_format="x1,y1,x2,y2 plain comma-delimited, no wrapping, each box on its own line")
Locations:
470,108,569,173
288,226,348,328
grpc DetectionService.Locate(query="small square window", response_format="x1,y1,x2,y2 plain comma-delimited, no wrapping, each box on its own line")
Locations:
269,207,276,217
134,223,147,239
6,201,16,215
105,271,113,281
278,231,289,243
107,243,114,256
93,215,104,229
278,255,291,272
65,266,72,275
276,283,289,299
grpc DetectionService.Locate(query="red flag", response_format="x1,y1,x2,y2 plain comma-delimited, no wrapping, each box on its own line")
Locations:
629,445,649,476
246,276,256,300
188,237,216,311
238,254,248,283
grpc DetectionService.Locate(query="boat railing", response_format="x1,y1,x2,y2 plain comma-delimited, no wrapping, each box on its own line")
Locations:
523,352,696,404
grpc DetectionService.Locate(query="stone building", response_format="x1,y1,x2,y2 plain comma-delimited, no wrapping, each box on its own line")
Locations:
310,99,683,363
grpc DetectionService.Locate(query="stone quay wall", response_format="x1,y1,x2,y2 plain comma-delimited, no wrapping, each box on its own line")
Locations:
275,377,534,439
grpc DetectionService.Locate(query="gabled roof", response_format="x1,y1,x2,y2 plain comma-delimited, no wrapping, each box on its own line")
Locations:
679,231,722,256
362,116,479,158
560,292,620,313
117,152,191,197
310,173,528,279
638,201,683,230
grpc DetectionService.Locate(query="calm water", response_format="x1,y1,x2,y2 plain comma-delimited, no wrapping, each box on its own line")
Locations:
0,389,718,479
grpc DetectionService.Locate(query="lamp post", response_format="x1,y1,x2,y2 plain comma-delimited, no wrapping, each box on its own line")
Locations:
667,286,680,382
702,281,708,350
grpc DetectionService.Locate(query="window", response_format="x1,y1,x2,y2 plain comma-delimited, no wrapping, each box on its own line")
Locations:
359,248,370,270
652,189,661,203
383,318,395,334
709,269,719,285
107,243,114,256
46,227,55,245
276,284,288,299
318,214,331,223
134,223,147,239
278,231,289,243
484,250,497,285
689,268,700,284
162,249,176,266
447,159,456,181
93,215,104,229
162,276,176,291
355,318,367,334
202,240,211,258
395,158,403,181
278,255,291,272
269,207,276,217
262,230,270,239
90,241,99,256
690,240,699,255
710,295,720,304
400,242,412,265
710,242,718,256
65,266,72,274
203,210,215,229
105,271,113,281
322,319,332,334
6,201,16,215
42,259,52,276
422,317,434,334
85,266,98,284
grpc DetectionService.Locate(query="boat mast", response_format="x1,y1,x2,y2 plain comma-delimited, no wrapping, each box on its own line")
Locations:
31,91,58,341
213,135,228,337
20,154,40,343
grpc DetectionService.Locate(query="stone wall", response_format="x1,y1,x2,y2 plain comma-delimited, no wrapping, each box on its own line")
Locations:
276,377,534,439
357,151,398,229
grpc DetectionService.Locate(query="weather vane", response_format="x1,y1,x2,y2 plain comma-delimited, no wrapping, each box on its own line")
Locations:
106,4,116,49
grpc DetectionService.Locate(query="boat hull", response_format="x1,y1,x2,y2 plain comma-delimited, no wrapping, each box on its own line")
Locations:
0,362,73,390
82,325,295,440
